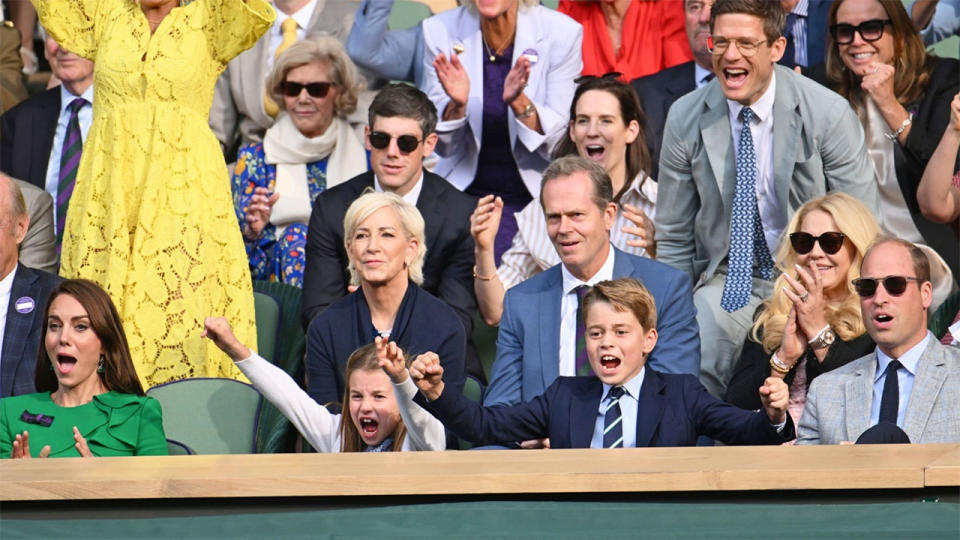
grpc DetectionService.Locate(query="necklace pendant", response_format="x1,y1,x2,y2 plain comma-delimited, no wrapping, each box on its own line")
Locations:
489,54,496,62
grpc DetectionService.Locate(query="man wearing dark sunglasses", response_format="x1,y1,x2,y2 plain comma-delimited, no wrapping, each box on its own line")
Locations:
798,237,960,445
302,84,485,382
655,0,878,399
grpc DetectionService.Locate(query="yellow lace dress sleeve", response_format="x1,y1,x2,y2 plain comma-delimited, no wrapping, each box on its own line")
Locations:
200,0,274,65
31,0,110,60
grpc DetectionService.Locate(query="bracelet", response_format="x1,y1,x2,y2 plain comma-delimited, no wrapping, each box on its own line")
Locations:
884,112,913,141
516,102,536,119
473,264,497,281
769,351,792,375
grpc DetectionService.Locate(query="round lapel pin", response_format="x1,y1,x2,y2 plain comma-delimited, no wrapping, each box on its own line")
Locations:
15,297,35,314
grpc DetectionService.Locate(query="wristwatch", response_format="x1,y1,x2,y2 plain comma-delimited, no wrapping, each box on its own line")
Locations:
808,325,836,350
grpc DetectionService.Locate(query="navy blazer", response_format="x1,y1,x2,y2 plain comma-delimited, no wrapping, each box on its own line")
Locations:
305,282,466,410
432,368,794,448
1,265,61,398
0,87,60,189
484,247,700,407
630,61,696,180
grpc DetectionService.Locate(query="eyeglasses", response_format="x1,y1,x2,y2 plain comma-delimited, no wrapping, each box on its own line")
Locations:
369,131,423,153
707,36,769,57
280,81,332,98
829,19,892,45
789,232,846,255
574,72,623,85
851,276,920,298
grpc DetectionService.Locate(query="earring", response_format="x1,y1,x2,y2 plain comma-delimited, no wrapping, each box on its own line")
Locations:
97,355,105,374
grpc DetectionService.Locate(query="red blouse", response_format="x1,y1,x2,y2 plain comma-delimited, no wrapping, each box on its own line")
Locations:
559,0,693,81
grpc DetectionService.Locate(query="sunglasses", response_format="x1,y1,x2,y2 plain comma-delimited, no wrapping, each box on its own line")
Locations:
851,276,920,298
574,72,623,85
280,81,332,98
829,19,892,45
789,232,846,255
369,131,423,153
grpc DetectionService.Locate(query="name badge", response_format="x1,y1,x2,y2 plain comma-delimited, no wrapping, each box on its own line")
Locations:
15,297,35,314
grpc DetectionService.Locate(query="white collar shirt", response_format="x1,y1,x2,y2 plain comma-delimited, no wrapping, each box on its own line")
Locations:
558,245,616,377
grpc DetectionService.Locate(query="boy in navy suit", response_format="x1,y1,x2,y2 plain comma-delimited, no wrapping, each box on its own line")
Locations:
410,278,794,448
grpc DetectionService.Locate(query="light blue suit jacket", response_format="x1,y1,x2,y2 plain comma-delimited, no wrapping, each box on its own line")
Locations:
421,5,582,194
655,65,879,286
346,0,424,86
483,248,701,407
797,337,960,445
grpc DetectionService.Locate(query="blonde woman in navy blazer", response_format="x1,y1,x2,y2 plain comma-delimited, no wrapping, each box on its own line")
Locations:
421,0,582,260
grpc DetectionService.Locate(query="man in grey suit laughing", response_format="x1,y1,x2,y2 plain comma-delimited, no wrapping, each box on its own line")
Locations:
655,0,878,399
798,237,960,445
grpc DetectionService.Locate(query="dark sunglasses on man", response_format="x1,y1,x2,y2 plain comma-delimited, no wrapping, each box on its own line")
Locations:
280,81,332,98
829,19,892,45
368,131,423,153
789,232,846,255
851,276,920,298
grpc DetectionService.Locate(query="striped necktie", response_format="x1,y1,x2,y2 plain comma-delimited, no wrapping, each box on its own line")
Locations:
603,386,626,448
56,97,87,252
574,285,594,376
264,18,299,118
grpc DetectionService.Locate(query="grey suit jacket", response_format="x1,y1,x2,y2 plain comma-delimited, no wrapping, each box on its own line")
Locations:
655,65,879,286
797,337,960,445
16,180,57,274
208,0,357,151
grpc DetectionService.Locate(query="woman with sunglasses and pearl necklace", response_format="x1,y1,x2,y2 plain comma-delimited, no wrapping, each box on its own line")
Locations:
824,0,959,307
725,193,881,434
232,36,368,287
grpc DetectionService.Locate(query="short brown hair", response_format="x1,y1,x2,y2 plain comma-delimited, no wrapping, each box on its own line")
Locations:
710,0,786,41
35,279,145,396
582,277,658,331
539,155,614,213
338,343,409,452
861,236,931,284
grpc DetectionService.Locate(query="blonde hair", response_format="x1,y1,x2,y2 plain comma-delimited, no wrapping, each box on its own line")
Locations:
343,191,427,287
266,34,364,117
752,193,881,352
338,344,408,452
462,0,538,12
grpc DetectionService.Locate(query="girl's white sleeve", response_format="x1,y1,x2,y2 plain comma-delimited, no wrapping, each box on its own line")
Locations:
394,377,447,451
235,354,342,452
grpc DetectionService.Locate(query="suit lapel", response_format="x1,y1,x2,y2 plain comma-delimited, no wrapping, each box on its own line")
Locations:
456,9,484,150
700,85,735,215
416,172,445,252
772,67,800,214
635,369,667,447
1,268,40,397
666,62,696,98
571,378,603,449
902,340,947,442
539,267,563,390
843,359,874,441
30,90,61,188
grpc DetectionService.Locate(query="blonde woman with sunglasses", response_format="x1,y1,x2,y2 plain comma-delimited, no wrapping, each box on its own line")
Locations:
725,193,881,432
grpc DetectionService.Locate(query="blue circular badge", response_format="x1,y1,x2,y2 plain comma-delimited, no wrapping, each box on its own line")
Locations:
14,297,35,314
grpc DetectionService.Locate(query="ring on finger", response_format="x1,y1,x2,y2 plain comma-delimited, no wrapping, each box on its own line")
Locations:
799,291,809,302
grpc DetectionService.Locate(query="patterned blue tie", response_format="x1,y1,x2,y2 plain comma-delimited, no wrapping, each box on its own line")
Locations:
602,386,625,448
721,107,774,312
57,97,87,253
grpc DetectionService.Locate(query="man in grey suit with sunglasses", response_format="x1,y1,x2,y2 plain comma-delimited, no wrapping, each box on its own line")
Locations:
797,238,960,445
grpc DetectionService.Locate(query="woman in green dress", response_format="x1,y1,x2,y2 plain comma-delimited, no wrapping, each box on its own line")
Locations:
0,280,167,458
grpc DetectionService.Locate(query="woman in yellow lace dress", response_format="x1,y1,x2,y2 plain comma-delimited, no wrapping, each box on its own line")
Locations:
33,0,272,387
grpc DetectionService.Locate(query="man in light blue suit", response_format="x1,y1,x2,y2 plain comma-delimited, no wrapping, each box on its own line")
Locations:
483,156,700,409
655,0,879,399
798,238,960,445
346,0,425,87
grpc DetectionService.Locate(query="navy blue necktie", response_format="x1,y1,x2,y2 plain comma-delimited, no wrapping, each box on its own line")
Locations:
57,97,87,253
878,360,902,425
603,386,625,448
721,107,774,312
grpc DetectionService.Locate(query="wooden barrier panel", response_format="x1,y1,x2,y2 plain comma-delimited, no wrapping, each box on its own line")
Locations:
2,444,957,502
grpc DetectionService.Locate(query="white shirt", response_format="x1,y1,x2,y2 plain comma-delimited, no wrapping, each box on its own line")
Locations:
45,84,94,231
727,71,783,255
0,264,18,373
590,368,644,448
870,333,929,428
497,175,657,290
266,0,318,73
374,172,425,206
558,245,616,377
694,63,714,88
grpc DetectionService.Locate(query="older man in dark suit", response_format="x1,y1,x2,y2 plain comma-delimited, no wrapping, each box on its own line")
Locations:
0,174,60,398
302,84,481,380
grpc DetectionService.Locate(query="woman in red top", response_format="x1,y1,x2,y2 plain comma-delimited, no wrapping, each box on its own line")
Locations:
559,0,693,81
